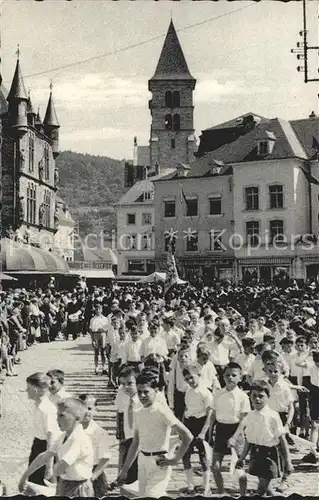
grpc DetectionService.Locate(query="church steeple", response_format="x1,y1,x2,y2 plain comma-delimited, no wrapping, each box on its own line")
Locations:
150,20,195,82
43,81,60,157
7,47,28,134
148,21,196,170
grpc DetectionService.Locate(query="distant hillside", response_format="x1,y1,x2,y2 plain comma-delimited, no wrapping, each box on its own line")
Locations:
56,150,127,238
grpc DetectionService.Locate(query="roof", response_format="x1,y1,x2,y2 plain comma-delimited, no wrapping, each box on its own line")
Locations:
0,84,8,115
7,59,28,102
203,112,268,132
291,117,319,158
150,20,195,81
27,95,36,115
82,246,118,265
43,91,60,127
115,179,154,205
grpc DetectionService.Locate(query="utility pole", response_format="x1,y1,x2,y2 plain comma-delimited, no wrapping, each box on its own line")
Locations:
291,0,319,85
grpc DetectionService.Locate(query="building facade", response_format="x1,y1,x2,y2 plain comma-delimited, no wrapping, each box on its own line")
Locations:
148,20,196,170
154,160,235,282
52,197,75,262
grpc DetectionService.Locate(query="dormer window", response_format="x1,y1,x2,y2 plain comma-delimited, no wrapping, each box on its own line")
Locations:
143,192,152,201
211,165,222,175
258,140,269,156
177,163,191,178
257,131,276,156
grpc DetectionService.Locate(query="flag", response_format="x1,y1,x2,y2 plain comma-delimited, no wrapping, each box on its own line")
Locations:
312,136,319,152
179,183,188,205
163,246,180,297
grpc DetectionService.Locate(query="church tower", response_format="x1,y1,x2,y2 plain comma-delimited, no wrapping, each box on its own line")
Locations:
148,20,196,170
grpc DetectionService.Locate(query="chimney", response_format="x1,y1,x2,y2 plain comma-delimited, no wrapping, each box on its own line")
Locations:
154,162,160,176
309,111,316,119
133,136,138,166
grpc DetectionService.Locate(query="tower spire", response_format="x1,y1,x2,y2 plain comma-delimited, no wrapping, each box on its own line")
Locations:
43,81,60,157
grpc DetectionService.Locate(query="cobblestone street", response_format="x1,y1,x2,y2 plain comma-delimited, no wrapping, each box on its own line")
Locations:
1,337,318,497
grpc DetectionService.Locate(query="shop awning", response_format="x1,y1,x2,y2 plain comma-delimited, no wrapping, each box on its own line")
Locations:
0,238,69,274
69,269,115,279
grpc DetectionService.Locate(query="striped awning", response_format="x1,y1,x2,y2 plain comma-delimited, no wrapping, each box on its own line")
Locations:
238,258,292,265
0,238,69,274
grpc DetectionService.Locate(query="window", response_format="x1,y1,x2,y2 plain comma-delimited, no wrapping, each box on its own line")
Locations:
210,230,223,251
258,140,269,156
186,198,198,217
43,190,51,227
209,196,222,215
142,213,152,225
127,213,136,225
28,131,34,172
164,200,176,218
44,143,50,181
186,231,198,252
26,183,36,224
165,91,172,108
128,260,145,273
142,234,152,250
269,185,283,209
129,234,137,250
173,114,180,131
165,114,172,130
246,221,260,246
164,234,177,252
143,192,152,201
171,138,175,149
269,220,284,244
172,91,180,107
245,186,259,210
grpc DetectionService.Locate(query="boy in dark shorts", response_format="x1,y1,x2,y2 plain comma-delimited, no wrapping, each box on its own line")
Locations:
235,380,293,496
210,362,250,494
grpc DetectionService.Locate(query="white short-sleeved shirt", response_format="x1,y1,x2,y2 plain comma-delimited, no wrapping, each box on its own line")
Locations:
162,330,180,351
84,420,111,465
212,386,251,424
116,340,127,361
235,353,256,375
141,336,168,359
50,423,94,480
289,352,311,384
89,315,109,333
196,361,219,391
184,384,213,419
268,377,294,413
50,388,72,406
33,395,61,441
209,339,231,366
115,389,142,440
133,401,178,453
248,358,267,382
244,406,285,447
122,339,143,364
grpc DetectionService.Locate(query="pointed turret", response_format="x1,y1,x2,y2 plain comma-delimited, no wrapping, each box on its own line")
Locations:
27,91,36,128
35,107,44,133
7,47,28,134
43,81,60,158
150,20,195,82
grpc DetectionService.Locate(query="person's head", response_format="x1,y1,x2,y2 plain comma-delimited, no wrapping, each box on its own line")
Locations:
204,325,214,341
78,394,97,426
263,334,276,350
111,315,121,330
264,361,283,385
149,317,160,337
138,311,147,326
279,337,294,354
46,369,65,395
261,349,280,367
189,311,199,325
196,344,210,366
120,365,138,396
119,323,126,340
258,316,266,327
277,319,288,335
177,347,191,367
184,327,195,342
214,326,225,341
313,351,319,368
308,335,319,351
295,336,307,353
127,324,138,342
242,337,255,354
94,303,103,316
26,372,50,400
249,318,258,332
136,373,158,407
223,362,242,389
57,398,87,433
183,365,201,389
250,380,271,411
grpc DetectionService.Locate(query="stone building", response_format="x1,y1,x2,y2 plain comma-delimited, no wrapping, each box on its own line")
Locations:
1,55,61,250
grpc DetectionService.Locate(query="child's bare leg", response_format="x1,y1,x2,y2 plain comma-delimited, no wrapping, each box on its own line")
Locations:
239,471,247,496
257,477,271,496
211,452,225,494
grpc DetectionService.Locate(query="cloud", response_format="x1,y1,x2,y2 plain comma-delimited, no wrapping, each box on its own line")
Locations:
29,72,147,112
194,75,271,104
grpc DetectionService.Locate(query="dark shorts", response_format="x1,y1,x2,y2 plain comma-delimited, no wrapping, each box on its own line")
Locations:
249,444,281,479
56,478,93,497
213,421,239,456
279,412,288,426
92,465,108,498
183,416,209,471
119,438,138,484
309,384,319,421
28,438,47,485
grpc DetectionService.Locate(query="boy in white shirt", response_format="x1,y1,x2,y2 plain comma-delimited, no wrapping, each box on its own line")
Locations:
122,325,143,369
235,338,256,390
79,394,111,498
47,369,72,405
117,372,193,498
141,318,168,361
167,346,191,420
181,365,213,496
195,344,220,393
19,398,94,497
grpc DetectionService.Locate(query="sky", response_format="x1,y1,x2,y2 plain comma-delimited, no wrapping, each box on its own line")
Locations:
1,0,318,160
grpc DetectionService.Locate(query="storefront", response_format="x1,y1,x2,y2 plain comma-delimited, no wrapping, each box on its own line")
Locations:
239,257,292,283
180,257,235,283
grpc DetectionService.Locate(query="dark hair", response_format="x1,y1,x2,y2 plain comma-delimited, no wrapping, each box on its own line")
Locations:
78,394,97,405
295,336,306,344
47,369,65,384
136,372,158,388
223,362,242,374
182,364,201,378
126,318,137,330
119,365,138,379
250,380,271,398
263,334,275,343
280,337,294,345
261,350,279,364
196,344,210,357
242,337,255,347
